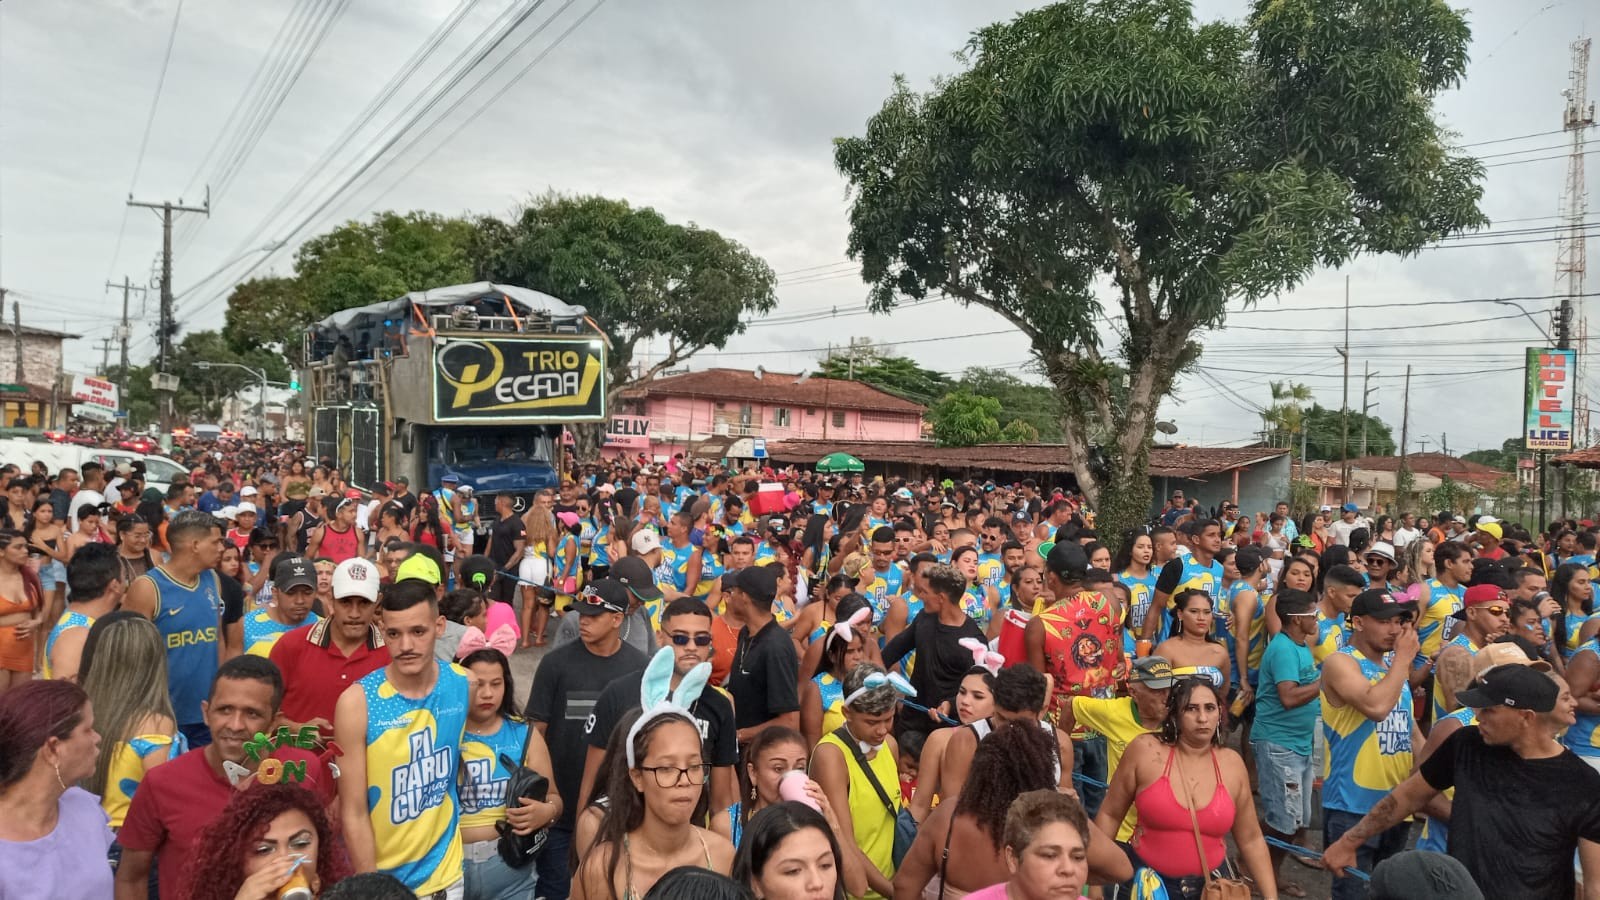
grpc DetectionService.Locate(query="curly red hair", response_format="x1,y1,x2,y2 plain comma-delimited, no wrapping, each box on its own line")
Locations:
185,783,350,900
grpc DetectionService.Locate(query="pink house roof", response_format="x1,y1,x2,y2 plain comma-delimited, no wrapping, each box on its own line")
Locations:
622,369,924,414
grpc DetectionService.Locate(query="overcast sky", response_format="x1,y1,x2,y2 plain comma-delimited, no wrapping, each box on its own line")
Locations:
0,0,1594,455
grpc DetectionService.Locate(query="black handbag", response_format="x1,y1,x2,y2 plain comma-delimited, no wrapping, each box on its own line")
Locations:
494,722,551,869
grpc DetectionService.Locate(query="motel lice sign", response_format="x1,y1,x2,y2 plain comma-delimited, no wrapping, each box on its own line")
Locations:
1525,348,1577,452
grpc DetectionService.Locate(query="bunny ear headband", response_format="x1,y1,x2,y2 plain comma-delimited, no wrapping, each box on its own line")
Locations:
625,647,713,768
826,607,872,649
958,637,1006,674
843,670,916,709
455,624,517,660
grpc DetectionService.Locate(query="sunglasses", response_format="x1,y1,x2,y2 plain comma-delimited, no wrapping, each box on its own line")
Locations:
1477,605,1508,616
668,632,713,647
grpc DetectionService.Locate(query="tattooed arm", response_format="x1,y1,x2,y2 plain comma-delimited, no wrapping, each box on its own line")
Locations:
1321,774,1439,875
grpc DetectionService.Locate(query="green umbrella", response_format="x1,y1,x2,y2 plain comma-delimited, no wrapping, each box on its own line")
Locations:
816,452,865,474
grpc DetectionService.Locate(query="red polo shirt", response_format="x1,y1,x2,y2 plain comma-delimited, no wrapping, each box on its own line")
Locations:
269,618,388,728
118,745,321,898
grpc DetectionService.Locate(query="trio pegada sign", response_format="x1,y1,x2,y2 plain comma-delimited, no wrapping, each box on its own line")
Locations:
433,337,606,423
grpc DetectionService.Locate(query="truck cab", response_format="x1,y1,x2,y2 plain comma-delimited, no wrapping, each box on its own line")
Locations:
301,282,607,516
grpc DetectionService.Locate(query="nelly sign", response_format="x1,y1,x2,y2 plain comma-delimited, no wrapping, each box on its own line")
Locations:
1524,348,1577,452
604,415,651,449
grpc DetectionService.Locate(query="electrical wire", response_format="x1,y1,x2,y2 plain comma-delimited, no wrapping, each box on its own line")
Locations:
103,0,186,284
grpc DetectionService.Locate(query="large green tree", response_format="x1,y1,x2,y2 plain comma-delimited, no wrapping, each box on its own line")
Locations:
816,350,953,404
1462,437,1524,471
835,0,1485,542
481,193,777,452
1302,403,1397,460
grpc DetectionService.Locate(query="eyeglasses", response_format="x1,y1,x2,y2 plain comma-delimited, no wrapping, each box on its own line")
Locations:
638,763,710,787
1284,612,1317,619
1478,605,1508,616
668,632,713,647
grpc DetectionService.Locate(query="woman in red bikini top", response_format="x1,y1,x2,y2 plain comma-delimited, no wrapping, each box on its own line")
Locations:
1093,676,1282,900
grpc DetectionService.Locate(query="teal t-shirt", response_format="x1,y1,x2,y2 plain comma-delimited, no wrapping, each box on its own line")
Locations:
1252,632,1319,755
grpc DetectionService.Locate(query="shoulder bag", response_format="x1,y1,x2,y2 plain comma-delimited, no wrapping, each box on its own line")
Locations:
1176,750,1250,900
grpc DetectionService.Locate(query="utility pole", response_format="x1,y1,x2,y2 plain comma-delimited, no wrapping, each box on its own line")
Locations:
128,191,209,430
1360,363,1378,456
105,277,146,400
11,301,21,385
1399,365,1412,510
1336,276,1351,504
94,338,115,375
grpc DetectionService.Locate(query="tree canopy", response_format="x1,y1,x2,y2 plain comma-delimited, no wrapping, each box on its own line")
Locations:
836,0,1485,540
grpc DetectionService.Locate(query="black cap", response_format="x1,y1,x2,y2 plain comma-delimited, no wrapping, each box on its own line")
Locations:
572,579,629,616
273,555,317,591
611,556,663,602
1457,663,1558,713
1045,541,1090,580
728,565,779,606
1349,588,1416,619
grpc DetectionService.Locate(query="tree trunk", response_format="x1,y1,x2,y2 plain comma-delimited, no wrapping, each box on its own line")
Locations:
571,422,603,461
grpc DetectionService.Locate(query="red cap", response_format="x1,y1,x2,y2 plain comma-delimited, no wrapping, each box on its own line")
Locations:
1462,584,1507,608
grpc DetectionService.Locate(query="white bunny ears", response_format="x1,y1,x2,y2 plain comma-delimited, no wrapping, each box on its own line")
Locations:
625,647,713,768
826,607,872,649
959,637,1006,674
843,670,916,709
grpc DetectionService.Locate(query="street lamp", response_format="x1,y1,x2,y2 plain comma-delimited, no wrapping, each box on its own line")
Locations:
1492,300,1554,342
193,361,269,440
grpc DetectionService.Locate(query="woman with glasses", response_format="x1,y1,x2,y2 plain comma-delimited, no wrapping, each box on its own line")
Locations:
810,662,903,900
571,708,735,900
114,514,154,587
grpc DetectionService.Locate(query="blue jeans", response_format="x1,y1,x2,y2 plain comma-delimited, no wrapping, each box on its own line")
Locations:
1072,734,1108,818
534,825,573,900
1324,807,1410,900
464,845,535,900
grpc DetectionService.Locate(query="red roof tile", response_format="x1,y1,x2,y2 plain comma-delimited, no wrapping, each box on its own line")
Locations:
622,369,924,414
1343,453,1508,488
1553,446,1600,468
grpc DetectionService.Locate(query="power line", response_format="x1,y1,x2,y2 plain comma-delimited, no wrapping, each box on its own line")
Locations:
103,0,186,284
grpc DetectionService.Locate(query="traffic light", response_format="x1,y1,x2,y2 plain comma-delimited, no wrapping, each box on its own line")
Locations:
289,378,300,392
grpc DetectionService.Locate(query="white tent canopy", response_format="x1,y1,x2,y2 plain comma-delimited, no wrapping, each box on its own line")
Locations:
313,282,589,331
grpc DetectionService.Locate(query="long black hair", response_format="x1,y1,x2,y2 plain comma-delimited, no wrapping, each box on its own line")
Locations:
732,802,845,900
1158,676,1226,746
821,594,872,678
592,713,707,900
458,648,518,720
1111,529,1153,575
952,720,1059,846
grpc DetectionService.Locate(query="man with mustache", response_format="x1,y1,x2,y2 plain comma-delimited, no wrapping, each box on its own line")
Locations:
115,655,322,900
335,577,473,898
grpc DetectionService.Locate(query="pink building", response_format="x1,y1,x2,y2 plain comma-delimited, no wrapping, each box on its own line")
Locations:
615,368,925,461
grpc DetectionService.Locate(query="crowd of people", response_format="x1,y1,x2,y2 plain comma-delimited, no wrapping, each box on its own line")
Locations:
2,448,1600,900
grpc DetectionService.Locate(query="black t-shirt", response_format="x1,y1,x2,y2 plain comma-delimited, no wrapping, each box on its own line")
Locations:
882,611,986,735
219,575,245,626
584,676,738,768
486,514,525,567
393,490,419,518
1154,558,1187,595
615,487,640,517
1420,725,1600,900
524,639,648,828
726,619,800,730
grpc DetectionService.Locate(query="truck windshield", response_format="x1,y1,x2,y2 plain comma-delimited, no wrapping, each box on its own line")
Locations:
438,428,553,465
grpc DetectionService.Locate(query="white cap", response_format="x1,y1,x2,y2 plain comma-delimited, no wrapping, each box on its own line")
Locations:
235,502,257,515
240,485,259,497
218,506,238,521
630,529,662,555
332,558,380,602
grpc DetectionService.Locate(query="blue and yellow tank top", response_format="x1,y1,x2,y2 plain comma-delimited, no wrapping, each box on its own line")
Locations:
1312,608,1346,664
1214,581,1264,683
554,534,581,590
460,716,530,830
243,607,319,658
1155,556,1223,642
1119,568,1158,650
1564,613,1593,660
1417,707,1476,852
1431,633,1478,722
814,672,846,737
1417,579,1464,659
43,610,94,680
147,567,222,726
1322,647,1414,815
360,661,471,895
961,585,991,631
589,524,611,567
102,731,185,828
862,564,907,626
814,730,899,900
976,553,1005,591
1565,639,1600,759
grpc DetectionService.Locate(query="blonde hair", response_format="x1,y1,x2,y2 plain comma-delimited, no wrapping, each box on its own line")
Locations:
82,615,176,797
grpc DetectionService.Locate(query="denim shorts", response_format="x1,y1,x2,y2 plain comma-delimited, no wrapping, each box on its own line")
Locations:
37,558,65,593
1252,739,1314,833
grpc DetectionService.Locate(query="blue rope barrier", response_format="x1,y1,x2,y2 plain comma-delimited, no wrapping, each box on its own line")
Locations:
900,699,960,726
1263,836,1369,881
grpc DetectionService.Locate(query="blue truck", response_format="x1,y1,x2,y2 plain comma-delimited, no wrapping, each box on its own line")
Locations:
301,281,608,515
